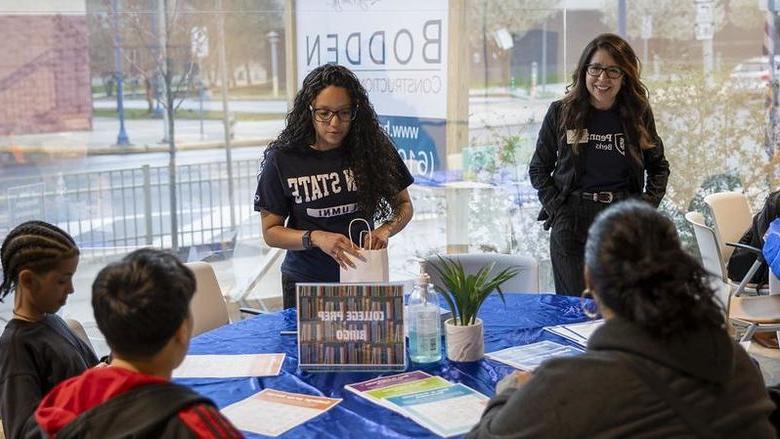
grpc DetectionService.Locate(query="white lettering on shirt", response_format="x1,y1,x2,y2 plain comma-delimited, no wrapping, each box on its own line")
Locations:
329,172,341,193
343,169,357,192
589,132,625,156
286,172,356,204
306,203,358,218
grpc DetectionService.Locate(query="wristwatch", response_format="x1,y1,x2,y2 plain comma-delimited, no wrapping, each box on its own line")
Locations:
302,230,313,249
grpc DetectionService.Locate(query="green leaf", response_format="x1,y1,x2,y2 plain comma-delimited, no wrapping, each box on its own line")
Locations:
428,255,522,326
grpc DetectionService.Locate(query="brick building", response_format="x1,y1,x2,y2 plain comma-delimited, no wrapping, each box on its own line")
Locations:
0,0,91,136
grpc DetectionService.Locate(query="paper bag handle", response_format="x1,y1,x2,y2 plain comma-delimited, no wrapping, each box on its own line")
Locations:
348,218,372,249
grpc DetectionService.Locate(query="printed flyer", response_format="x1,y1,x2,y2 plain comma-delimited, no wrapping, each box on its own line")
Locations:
486,340,584,371
221,389,341,437
297,283,406,371
345,371,488,437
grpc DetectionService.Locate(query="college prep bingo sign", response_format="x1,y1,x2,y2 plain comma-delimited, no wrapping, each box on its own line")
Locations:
295,0,449,179
296,283,406,371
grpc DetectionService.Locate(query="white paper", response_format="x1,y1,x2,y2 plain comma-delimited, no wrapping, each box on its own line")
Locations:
221,389,341,437
487,340,584,371
385,383,488,437
172,353,285,378
545,319,605,347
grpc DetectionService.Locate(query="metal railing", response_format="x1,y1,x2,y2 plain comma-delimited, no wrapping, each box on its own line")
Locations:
0,159,262,253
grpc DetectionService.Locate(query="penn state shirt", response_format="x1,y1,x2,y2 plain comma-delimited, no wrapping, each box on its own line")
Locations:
254,144,413,282
579,106,631,193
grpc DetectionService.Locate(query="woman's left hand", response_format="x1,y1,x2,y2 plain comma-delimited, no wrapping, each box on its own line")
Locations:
495,371,533,394
364,226,390,249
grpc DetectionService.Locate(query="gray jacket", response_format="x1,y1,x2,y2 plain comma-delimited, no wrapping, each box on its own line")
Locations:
468,318,776,438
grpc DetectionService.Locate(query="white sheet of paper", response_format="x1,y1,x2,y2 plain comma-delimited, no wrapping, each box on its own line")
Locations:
487,340,584,371
172,353,285,378
385,383,488,437
545,320,605,347
221,389,341,437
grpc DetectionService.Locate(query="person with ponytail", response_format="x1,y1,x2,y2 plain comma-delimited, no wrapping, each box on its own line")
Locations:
468,200,774,438
0,221,98,438
529,33,669,296
254,64,414,309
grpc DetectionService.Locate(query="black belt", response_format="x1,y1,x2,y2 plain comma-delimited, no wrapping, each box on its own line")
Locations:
576,191,628,204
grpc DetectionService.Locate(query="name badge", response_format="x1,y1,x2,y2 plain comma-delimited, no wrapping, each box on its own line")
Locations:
566,129,588,145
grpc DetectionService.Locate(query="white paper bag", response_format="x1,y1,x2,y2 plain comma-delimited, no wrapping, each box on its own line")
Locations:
339,219,389,282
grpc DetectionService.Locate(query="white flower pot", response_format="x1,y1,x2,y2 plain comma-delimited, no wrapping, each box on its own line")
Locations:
444,318,484,362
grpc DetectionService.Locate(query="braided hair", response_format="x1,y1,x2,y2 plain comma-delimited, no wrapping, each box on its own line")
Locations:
585,200,725,338
0,221,79,301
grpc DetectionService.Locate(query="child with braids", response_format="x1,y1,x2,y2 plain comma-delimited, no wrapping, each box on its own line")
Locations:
0,221,98,438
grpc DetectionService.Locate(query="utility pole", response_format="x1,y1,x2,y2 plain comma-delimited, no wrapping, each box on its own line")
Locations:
217,0,236,231
617,0,626,38
694,0,715,86
766,1,779,160
111,0,129,146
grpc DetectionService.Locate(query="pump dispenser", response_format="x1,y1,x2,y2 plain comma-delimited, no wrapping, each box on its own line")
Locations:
407,264,442,363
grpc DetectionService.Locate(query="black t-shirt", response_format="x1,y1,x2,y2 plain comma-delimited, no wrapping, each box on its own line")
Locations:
0,314,98,438
254,145,414,282
579,106,630,192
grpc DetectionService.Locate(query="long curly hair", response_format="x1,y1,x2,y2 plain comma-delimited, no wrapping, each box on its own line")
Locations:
561,33,655,153
585,200,725,338
262,64,405,221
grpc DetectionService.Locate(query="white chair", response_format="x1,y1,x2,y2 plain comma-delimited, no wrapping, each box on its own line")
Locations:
64,318,96,356
424,253,539,294
185,261,230,336
704,192,753,261
686,211,780,341
704,191,769,294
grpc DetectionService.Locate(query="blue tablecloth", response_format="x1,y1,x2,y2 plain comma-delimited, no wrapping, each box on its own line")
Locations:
179,293,588,438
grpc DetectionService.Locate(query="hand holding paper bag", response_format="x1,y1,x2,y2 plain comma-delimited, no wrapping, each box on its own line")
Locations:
340,218,390,282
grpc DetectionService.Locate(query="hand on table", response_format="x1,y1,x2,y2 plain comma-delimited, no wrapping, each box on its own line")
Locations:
312,231,364,269
495,370,533,394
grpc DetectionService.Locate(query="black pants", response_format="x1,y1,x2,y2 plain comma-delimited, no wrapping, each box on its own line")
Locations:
549,195,610,296
281,273,298,310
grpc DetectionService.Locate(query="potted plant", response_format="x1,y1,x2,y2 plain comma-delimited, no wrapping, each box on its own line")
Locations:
428,255,519,362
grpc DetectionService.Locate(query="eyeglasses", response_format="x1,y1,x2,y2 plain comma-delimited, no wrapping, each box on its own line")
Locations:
586,64,623,79
309,105,358,123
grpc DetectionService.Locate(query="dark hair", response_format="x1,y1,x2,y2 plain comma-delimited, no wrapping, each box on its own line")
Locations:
262,64,405,221
92,248,195,359
562,33,655,153
585,200,724,338
0,221,79,301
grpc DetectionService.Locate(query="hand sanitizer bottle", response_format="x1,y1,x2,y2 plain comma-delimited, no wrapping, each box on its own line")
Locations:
408,266,442,364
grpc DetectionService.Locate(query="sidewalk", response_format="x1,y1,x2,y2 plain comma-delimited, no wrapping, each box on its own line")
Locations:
92,97,289,114
0,117,284,156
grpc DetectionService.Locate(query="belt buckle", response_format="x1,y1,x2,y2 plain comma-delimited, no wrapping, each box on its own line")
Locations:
596,192,613,203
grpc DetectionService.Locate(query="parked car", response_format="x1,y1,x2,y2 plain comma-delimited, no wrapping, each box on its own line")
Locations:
730,56,780,92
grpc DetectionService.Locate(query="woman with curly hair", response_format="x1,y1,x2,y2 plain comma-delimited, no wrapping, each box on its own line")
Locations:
254,64,414,308
529,33,670,296
468,200,775,438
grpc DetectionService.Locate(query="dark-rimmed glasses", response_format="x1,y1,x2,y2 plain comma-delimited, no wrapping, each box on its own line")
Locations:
309,105,358,123
586,64,623,79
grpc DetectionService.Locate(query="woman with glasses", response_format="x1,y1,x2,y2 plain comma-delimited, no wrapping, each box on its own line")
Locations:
254,64,414,308
529,33,669,296
468,200,775,438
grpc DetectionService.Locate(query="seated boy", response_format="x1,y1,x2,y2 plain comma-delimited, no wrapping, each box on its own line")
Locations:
32,249,243,438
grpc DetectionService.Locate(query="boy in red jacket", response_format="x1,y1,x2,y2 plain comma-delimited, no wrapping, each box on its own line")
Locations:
33,249,243,438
